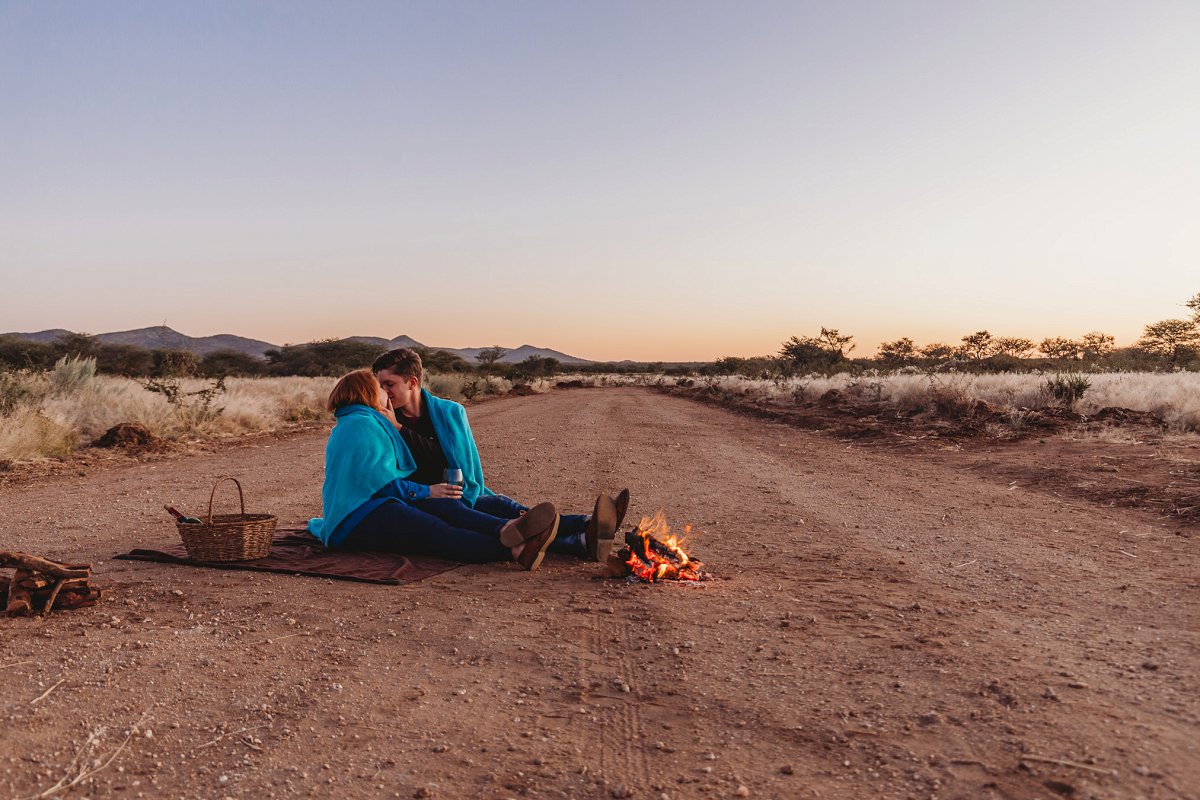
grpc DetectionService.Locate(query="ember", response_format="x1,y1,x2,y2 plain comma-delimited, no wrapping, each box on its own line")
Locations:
603,511,711,582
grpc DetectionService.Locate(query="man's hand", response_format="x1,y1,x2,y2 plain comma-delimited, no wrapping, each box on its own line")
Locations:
428,483,464,500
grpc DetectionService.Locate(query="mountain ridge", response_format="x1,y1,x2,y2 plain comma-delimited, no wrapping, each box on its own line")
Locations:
1,326,592,364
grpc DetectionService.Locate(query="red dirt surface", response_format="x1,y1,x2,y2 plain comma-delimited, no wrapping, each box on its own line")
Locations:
1,387,1196,799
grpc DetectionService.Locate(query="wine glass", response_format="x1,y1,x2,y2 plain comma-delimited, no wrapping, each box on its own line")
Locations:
443,468,464,487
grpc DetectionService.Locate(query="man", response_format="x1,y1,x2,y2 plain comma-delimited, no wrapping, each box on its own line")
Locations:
371,348,630,561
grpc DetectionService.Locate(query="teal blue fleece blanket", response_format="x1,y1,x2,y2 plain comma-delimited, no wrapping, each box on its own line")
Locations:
423,389,494,507
308,405,418,547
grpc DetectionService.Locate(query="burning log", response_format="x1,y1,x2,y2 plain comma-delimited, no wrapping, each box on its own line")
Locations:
0,551,100,617
603,510,712,583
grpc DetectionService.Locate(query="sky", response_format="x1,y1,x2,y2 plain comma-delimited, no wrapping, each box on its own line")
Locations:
2,1,1198,362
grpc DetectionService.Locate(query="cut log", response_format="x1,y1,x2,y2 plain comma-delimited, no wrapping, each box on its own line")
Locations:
0,551,91,579
5,569,33,617
41,578,67,614
602,549,633,578
52,587,100,610
16,575,54,591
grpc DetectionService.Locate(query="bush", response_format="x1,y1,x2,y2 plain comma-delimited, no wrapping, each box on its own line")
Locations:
264,339,384,376
50,356,97,395
1046,373,1090,408
0,371,41,414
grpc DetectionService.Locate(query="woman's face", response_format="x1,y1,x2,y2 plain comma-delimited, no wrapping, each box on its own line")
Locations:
375,384,389,411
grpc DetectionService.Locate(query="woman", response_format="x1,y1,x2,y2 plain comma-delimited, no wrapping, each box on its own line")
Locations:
308,370,559,570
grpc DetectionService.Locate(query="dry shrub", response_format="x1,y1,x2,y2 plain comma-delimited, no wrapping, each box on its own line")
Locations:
425,374,468,402
0,407,77,459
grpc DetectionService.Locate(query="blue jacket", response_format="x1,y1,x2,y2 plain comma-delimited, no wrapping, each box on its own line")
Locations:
307,405,430,548
421,389,494,507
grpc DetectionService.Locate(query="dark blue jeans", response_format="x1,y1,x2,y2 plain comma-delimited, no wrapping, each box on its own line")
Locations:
472,494,588,557
341,498,511,563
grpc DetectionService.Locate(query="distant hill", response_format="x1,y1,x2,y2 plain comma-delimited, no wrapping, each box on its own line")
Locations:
2,326,277,358
442,344,590,365
347,335,426,351
2,328,73,344
1,327,592,364
96,326,277,358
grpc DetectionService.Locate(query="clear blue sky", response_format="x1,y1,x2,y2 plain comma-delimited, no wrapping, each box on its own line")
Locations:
2,1,1197,360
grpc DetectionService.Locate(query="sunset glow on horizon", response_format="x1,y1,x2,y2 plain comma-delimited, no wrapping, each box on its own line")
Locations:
3,2,1197,363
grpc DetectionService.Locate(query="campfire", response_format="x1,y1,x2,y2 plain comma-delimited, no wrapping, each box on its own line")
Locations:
603,511,711,582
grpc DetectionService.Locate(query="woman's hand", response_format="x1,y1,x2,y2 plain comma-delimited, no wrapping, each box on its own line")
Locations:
379,398,400,428
428,483,464,500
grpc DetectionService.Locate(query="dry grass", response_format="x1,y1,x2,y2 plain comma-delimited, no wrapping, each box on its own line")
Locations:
0,364,338,462
601,370,1200,433
0,366,532,462
4,365,1198,462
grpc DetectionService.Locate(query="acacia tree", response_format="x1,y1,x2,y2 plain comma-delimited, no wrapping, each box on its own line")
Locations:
920,342,955,361
475,345,507,372
816,327,855,357
1039,337,1081,360
779,327,854,372
876,337,917,366
992,336,1035,358
53,332,98,358
956,330,994,360
1079,331,1116,358
1138,320,1200,367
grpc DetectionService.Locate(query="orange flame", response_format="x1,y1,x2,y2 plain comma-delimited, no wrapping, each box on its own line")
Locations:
623,511,704,582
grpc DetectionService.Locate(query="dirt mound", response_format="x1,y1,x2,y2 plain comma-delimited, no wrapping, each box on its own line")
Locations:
91,422,162,452
1091,406,1166,427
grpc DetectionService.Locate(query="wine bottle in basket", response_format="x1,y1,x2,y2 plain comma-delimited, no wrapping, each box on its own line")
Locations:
164,505,202,524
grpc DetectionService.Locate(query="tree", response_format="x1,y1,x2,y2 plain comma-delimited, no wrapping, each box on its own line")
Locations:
778,328,854,373
265,338,384,376
956,330,994,360
991,336,1035,358
1186,292,1200,324
816,327,855,357
1079,331,1115,358
1039,337,1081,360
53,331,98,358
417,348,472,374
920,342,955,361
1137,319,1200,367
151,348,199,378
200,349,267,378
712,356,777,377
95,343,155,376
475,345,507,372
508,355,561,380
0,336,58,370
876,338,917,366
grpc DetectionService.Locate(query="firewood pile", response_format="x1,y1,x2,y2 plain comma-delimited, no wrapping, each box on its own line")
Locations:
1,551,101,617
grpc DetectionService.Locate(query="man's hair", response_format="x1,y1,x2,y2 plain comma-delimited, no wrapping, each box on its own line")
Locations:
371,348,423,383
327,369,380,413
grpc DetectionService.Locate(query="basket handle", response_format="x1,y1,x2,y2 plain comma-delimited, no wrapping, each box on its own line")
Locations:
206,476,247,523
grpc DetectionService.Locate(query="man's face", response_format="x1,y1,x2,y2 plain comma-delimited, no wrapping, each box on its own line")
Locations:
376,368,420,410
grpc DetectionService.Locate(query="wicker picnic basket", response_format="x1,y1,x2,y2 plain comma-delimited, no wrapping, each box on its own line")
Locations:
176,476,276,562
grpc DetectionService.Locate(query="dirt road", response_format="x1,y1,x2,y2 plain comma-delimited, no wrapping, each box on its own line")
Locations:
1,388,1196,799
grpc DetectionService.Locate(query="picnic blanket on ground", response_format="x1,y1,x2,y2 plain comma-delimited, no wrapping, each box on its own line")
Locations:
114,527,461,584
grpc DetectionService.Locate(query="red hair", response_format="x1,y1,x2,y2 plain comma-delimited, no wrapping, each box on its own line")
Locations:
327,369,382,413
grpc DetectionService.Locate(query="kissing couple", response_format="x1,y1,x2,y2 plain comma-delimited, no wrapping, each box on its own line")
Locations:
308,348,630,572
